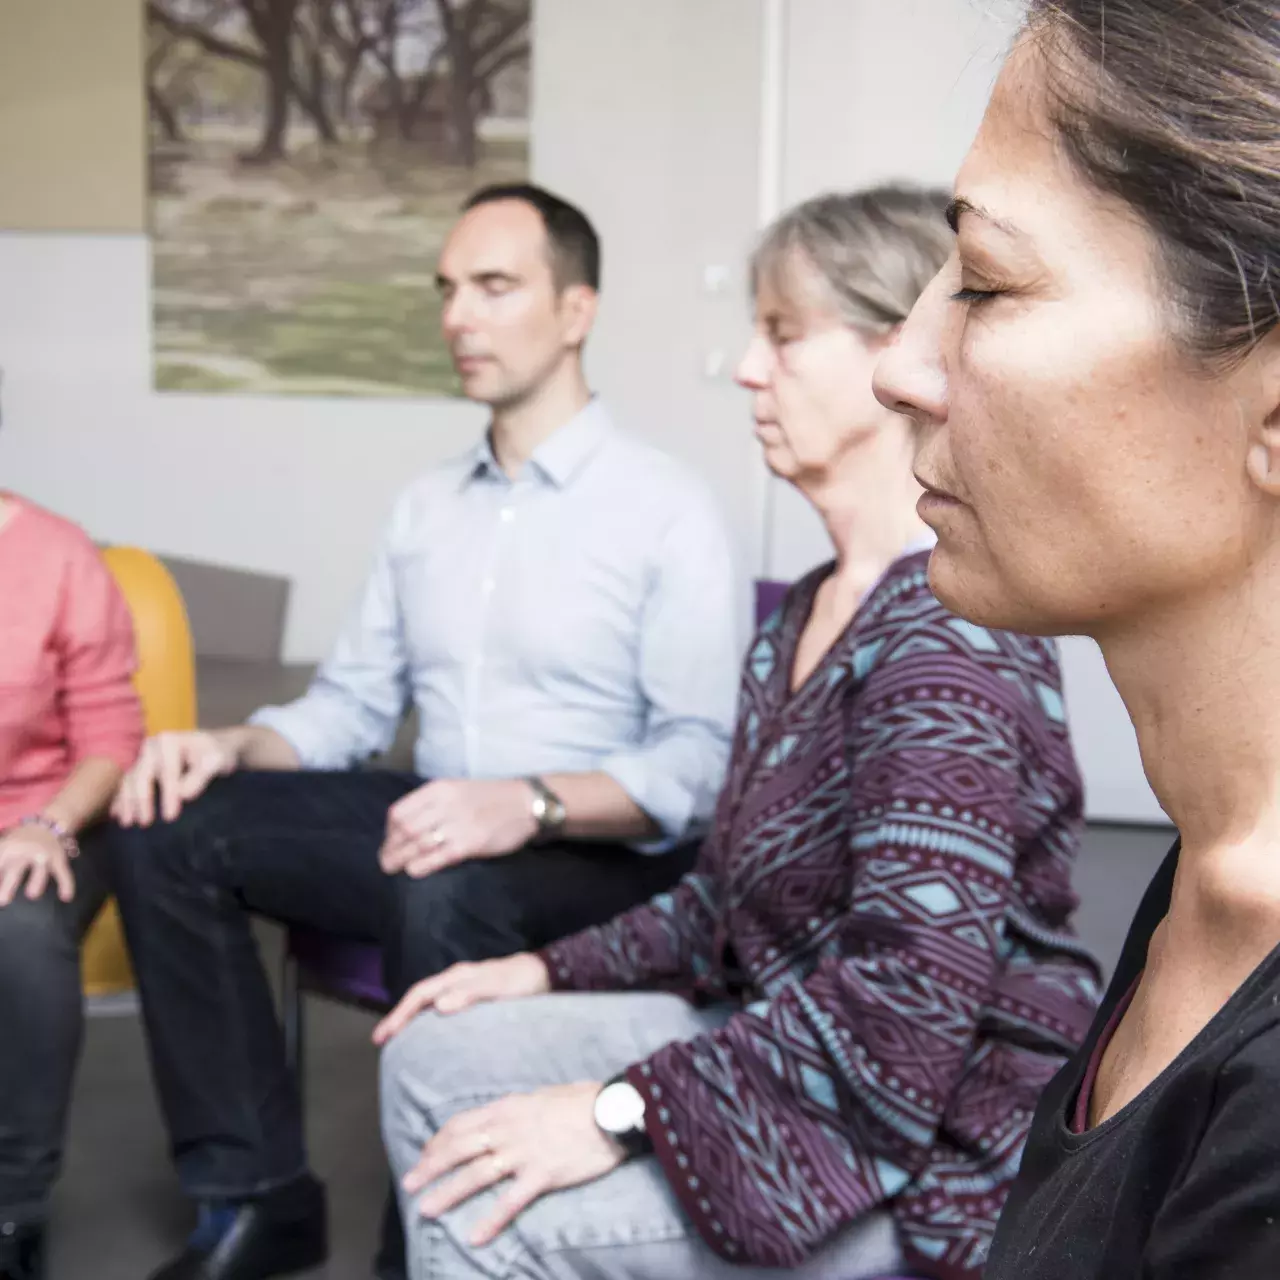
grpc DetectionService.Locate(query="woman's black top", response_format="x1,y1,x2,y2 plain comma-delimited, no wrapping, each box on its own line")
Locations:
986,842,1280,1279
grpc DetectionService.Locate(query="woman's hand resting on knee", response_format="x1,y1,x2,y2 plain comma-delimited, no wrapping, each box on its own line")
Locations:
400,1082,624,1246
0,823,75,905
372,953,551,1044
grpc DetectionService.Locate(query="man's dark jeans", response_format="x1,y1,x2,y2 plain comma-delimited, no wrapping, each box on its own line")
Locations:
102,769,695,1199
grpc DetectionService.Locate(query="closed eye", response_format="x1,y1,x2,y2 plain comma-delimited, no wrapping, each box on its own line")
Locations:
951,286,1004,304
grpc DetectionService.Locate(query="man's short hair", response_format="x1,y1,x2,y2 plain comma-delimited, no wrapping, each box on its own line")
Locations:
463,183,601,293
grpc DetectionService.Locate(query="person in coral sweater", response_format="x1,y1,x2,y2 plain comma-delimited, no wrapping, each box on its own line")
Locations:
0,492,145,1280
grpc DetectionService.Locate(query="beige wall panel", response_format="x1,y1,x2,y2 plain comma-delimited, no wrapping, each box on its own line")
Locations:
0,0,145,231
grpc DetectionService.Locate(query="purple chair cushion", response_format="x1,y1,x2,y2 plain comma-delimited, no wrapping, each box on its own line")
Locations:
754,578,790,626
291,578,796,1011
288,926,389,1009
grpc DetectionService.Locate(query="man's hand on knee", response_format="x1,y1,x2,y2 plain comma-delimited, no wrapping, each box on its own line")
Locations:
373,953,550,1045
377,778,539,878
111,730,240,827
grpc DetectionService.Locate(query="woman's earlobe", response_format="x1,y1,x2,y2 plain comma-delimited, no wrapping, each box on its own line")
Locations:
1245,428,1280,494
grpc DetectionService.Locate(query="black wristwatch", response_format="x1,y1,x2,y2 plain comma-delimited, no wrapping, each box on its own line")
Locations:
526,776,567,842
593,1072,653,1159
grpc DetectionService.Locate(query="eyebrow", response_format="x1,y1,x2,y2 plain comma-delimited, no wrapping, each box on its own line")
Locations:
945,196,1022,238
434,269,521,291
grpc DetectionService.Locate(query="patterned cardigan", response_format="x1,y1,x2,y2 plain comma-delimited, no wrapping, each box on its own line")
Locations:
541,553,1102,1279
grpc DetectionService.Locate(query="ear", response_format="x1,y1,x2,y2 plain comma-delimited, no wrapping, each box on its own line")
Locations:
1245,330,1280,496
559,284,599,348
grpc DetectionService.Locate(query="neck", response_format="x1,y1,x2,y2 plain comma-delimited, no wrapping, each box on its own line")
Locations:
1099,563,1280,860
489,361,591,476
804,423,930,599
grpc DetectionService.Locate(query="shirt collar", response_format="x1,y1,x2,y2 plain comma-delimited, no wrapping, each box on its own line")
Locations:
463,434,502,487
462,398,612,490
530,398,612,487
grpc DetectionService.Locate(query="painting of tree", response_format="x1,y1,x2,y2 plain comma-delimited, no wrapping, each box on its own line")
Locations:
147,0,531,396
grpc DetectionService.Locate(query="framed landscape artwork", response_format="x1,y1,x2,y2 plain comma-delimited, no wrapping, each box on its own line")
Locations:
146,0,531,397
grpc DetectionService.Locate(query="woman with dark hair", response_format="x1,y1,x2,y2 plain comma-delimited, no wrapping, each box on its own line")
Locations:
0,493,144,1280
372,186,1101,1280
874,2,1280,1276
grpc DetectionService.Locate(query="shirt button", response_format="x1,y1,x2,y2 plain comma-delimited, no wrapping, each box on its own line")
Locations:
500,507,515,523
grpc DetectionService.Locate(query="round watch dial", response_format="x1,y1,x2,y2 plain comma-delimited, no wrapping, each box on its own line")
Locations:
595,1080,646,1134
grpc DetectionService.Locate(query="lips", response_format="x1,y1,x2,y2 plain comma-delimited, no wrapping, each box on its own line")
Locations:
914,472,960,502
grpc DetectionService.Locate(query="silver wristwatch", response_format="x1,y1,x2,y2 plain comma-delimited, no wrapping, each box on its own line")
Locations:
526,776,567,841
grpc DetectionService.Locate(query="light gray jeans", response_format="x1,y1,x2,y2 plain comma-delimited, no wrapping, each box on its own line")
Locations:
380,992,906,1280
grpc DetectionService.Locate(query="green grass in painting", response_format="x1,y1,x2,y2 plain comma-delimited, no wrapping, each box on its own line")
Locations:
150,133,527,398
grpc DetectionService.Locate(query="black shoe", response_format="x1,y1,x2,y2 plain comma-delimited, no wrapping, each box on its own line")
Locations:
0,1222,45,1280
148,1177,327,1280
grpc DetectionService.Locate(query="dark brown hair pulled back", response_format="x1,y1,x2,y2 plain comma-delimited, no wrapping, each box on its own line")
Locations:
1026,0,1280,365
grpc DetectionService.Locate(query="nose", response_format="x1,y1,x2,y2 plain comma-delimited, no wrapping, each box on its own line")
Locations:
872,267,951,430
735,331,772,391
440,287,476,339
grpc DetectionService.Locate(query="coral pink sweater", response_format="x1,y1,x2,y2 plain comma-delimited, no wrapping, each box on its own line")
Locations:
0,496,144,831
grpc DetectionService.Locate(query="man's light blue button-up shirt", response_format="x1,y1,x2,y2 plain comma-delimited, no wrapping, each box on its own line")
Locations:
251,400,742,845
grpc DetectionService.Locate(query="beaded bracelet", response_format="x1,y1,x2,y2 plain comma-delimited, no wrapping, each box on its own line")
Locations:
16,814,80,859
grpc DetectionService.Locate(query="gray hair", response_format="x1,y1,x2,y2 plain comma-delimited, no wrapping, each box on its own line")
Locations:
751,185,953,333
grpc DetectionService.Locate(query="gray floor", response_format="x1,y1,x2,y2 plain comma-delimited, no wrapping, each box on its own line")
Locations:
48,823,1174,1280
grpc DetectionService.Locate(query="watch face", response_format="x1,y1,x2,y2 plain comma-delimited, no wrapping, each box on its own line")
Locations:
595,1081,646,1135
529,779,566,830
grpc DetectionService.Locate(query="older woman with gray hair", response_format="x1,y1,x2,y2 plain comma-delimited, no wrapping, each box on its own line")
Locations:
372,186,1101,1280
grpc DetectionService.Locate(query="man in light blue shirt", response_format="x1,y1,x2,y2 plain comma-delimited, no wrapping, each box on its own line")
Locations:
103,185,741,1280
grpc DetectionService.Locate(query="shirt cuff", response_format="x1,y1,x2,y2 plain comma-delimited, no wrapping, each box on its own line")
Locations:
599,753,699,849
247,704,346,772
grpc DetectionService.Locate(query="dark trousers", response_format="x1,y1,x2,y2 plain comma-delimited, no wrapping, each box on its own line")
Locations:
0,843,108,1224
102,769,695,1199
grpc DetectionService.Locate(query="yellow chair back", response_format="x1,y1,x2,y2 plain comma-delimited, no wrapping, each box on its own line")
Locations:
81,547,197,996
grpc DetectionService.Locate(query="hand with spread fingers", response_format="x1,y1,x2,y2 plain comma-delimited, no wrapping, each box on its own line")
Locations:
0,822,75,906
377,778,540,879
372,953,550,1045
401,1083,623,1246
